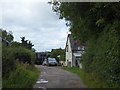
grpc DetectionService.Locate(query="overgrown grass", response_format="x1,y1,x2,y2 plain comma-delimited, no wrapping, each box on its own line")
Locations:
2,64,40,88
63,67,108,88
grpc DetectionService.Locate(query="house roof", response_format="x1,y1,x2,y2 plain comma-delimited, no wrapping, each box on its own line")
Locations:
65,34,84,51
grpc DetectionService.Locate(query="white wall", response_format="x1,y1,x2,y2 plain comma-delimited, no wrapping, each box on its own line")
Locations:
66,37,73,67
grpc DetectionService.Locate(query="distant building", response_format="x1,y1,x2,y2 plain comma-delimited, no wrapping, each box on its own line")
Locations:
65,34,85,68
35,52,50,65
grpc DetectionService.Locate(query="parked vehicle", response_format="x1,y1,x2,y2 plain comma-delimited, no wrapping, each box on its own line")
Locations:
47,58,58,66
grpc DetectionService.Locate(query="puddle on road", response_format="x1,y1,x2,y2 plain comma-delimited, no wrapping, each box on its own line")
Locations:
36,79,48,84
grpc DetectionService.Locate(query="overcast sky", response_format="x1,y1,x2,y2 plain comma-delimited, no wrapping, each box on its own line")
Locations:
1,0,70,52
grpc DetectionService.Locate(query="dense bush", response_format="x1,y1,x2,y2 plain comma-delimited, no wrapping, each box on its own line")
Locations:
81,22,120,87
14,46,35,64
2,63,39,88
2,46,35,77
1,29,38,88
2,47,17,77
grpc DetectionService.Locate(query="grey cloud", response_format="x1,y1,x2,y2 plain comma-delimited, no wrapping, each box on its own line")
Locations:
2,1,69,52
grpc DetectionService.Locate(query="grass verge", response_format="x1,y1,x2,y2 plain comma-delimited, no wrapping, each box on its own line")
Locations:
63,67,108,88
2,64,40,88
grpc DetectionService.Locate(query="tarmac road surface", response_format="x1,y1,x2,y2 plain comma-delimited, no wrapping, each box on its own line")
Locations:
33,65,86,89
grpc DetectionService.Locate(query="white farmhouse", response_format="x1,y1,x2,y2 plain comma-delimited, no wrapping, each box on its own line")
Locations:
65,34,85,68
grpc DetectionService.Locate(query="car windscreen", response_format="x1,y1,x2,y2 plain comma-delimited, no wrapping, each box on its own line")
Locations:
48,59,56,63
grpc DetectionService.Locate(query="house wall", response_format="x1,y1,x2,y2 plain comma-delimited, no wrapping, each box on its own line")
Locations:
72,54,76,67
66,38,73,67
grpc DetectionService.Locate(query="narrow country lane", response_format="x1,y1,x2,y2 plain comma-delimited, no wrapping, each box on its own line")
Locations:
33,65,86,89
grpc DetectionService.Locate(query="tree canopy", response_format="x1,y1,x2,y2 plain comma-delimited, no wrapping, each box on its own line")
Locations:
51,2,120,42
51,2,120,87
50,48,65,61
21,37,34,50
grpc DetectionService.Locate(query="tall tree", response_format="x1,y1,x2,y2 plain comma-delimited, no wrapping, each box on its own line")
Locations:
51,2,120,42
50,2,120,87
20,37,34,49
1,29,14,43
